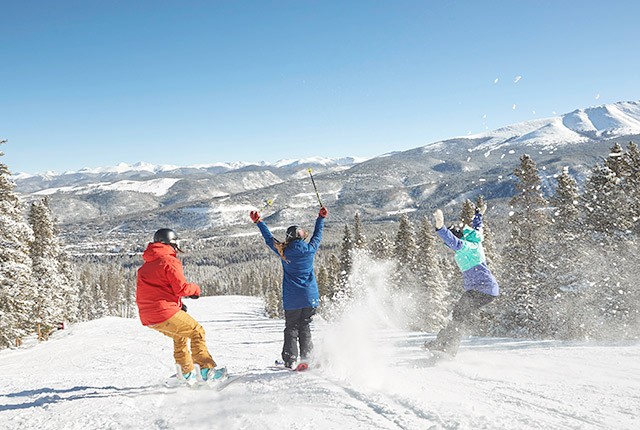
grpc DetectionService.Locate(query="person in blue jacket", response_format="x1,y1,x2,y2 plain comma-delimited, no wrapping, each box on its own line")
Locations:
250,206,328,367
425,204,499,356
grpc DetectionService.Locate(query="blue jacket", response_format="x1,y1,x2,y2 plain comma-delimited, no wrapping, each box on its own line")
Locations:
256,217,325,310
436,212,500,297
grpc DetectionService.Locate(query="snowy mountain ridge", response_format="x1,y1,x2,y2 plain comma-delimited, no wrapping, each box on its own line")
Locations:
14,156,367,179
428,100,640,155
12,100,640,245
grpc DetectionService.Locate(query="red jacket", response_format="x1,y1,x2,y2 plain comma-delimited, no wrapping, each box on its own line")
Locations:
136,242,201,326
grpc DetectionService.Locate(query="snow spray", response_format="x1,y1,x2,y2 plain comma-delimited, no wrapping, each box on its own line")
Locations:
314,250,415,389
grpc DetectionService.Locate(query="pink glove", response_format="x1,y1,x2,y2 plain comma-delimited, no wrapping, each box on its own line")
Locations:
319,207,328,218
250,211,261,223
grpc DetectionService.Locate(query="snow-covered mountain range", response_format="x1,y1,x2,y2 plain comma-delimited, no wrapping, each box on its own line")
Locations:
12,100,640,247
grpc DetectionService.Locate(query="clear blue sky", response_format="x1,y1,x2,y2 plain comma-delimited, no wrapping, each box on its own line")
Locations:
2,0,639,174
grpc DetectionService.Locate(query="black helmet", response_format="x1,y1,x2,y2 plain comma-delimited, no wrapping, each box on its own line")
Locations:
448,224,464,239
153,228,183,252
286,225,303,242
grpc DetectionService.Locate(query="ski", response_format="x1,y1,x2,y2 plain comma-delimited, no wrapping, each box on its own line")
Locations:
272,360,310,372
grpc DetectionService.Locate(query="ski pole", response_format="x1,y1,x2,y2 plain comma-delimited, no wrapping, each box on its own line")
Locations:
261,198,274,211
307,168,323,208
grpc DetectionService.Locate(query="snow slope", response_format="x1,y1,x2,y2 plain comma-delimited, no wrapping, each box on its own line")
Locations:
455,101,640,155
1,293,638,430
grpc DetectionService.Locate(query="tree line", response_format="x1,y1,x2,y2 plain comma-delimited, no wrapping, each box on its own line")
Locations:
2,139,638,349
304,141,640,341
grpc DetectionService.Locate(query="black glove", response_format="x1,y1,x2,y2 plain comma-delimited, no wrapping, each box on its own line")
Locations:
181,303,188,312
188,295,200,299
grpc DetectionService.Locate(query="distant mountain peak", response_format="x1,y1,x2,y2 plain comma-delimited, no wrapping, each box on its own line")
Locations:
14,156,365,179
439,100,640,155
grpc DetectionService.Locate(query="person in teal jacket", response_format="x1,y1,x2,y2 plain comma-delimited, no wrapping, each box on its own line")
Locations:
425,204,499,356
250,207,328,367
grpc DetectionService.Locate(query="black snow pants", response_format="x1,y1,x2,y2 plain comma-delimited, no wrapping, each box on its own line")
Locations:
282,307,316,366
430,290,495,356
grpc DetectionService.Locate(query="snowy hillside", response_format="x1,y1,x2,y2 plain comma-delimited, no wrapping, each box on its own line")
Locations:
2,294,639,429
10,99,640,249
455,101,640,155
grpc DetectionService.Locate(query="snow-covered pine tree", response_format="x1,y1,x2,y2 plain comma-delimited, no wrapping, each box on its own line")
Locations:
0,140,36,348
604,142,625,178
414,216,449,331
369,231,393,260
338,225,353,290
352,212,367,250
581,146,639,339
459,199,475,227
326,253,341,297
28,198,71,339
262,271,282,318
394,214,417,269
500,154,553,338
57,250,80,323
316,265,331,299
76,265,109,320
550,167,580,233
621,142,640,233
546,167,591,339
583,146,633,233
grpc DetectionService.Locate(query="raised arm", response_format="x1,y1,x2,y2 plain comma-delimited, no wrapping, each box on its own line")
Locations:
308,207,328,251
433,209,463,251
250,211,280,255
472,204,487,231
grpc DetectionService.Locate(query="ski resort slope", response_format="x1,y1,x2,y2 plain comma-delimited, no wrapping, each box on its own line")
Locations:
1,295,638,430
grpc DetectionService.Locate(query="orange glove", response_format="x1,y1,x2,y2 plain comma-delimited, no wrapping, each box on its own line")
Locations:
250,211,261,223
319,207,328,218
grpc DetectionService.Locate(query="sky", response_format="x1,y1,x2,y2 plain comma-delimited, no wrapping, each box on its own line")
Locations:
1,0,639,174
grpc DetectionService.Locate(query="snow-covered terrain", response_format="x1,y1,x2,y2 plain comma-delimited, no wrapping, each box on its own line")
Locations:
457,101,640,155
1,294,638,429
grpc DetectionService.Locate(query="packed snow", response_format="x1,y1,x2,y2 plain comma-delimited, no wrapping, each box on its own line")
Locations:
2,294,639,429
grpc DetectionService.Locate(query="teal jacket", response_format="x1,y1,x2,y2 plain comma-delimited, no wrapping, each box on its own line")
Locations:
436,212,499,296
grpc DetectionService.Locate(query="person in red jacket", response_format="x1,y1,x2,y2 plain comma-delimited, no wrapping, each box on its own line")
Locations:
136,228,225,383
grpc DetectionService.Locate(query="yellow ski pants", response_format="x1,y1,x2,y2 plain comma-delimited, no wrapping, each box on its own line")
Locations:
150,310,217,374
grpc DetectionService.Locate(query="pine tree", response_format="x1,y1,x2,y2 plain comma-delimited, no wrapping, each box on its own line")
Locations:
57,250,80,323
544,167,591,338
370,231,393,260
352,212,367,250
604,142,625,177
28,198,71,338
621,142,640,232
394,214,417,269
326,254,341,299
582,164,632,233
316,266,331,299
550,167,580,233
500,154,553,338
414,216,449,330
338,225,353,288
459,199,475,227
0,140,36,348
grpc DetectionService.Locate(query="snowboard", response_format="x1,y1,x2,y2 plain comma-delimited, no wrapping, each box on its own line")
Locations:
165,364,241,390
